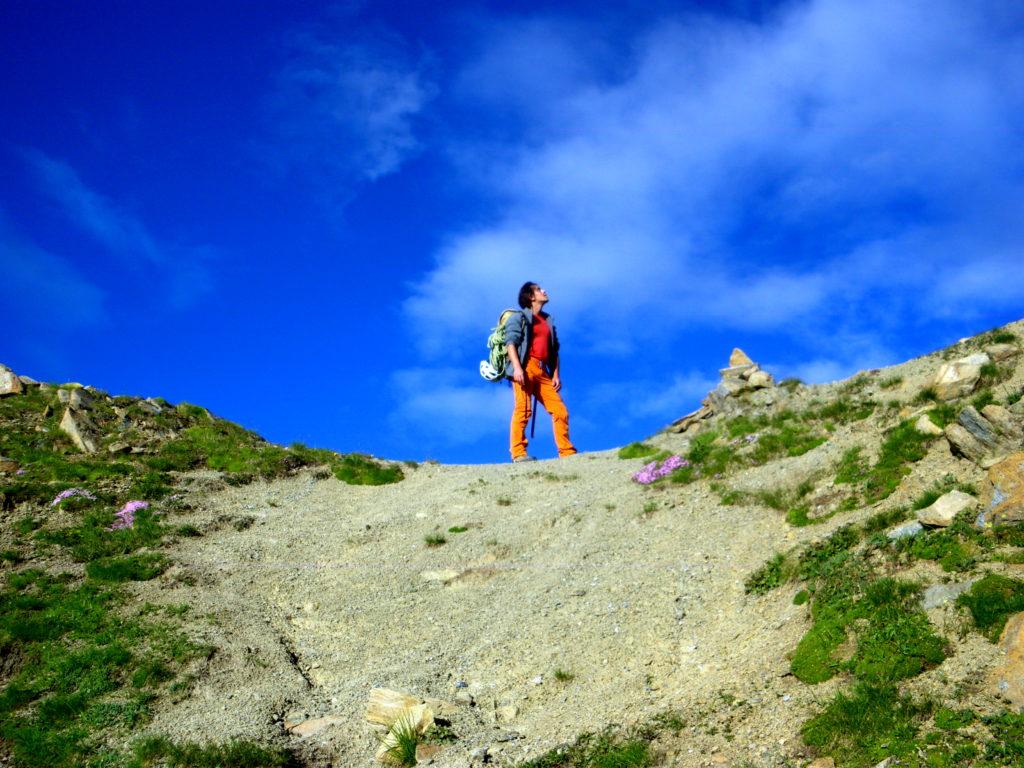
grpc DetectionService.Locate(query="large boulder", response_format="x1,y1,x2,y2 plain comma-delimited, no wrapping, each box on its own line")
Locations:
945,424,991,465
945,406,1022,467
59,409,97,453
0,364,23,397
931,353,989,400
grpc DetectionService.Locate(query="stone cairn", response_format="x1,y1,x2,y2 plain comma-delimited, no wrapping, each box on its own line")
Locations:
668,348,775,434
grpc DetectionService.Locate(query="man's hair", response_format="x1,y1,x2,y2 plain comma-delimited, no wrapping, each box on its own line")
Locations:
518,281,538,309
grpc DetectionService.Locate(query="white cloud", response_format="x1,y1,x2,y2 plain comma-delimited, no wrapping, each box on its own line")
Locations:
390,367,510,446
585,372,718,426
0,215,106,331
406,0,1024,357
22,150,215,308
270,26,437,190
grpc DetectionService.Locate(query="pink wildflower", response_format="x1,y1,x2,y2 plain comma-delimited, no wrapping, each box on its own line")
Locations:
16,469,26,476
51,488,96,506
108,500,149,531
632,455,689,485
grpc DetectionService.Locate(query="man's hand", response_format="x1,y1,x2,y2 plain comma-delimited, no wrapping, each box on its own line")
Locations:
512,365,525,385
552,372,562,391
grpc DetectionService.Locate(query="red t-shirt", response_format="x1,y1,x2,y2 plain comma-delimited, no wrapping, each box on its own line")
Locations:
529,313,551,362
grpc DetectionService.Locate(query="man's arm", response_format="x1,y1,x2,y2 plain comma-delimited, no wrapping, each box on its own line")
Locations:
507,343,525,385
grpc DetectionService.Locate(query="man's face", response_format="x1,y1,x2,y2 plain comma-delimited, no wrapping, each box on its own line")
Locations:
532,285,548,304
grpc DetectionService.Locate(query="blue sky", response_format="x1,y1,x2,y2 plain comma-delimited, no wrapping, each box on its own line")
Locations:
2,0,1023,464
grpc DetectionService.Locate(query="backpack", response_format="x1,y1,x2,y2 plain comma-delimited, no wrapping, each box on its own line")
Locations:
479,308,522,381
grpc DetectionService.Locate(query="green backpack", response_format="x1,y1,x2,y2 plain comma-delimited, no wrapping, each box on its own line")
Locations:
479,308,522,381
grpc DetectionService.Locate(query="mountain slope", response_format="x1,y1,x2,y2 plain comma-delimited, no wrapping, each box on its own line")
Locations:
2,319,1024,768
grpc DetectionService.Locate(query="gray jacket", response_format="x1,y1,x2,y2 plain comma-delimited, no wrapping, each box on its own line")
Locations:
503,308,560,377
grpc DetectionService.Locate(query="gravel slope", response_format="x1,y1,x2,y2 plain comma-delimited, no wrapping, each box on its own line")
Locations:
126,321,1024,766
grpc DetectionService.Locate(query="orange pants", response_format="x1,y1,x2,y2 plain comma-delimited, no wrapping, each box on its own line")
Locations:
510,357,577,459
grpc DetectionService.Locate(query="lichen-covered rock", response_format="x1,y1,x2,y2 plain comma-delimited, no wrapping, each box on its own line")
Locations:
990,612,1024,709
986,452,1024,525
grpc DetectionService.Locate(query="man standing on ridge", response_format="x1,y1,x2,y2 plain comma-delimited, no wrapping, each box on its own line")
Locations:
504,282,577,462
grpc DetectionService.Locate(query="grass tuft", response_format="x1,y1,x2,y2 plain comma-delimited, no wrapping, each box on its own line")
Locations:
617,442,659,460
957,574,1024,642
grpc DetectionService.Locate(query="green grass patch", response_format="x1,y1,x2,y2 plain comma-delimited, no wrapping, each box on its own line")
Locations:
897,514,982,572
979,362,1013,388
834,422,934,504
813,398,877,425
934,707,976,731
424,533,447,547
129,735,297,767
85,553,168,583
879,375,904,389
331,453,403,485
957,574,1024,642
972,389,996,411
744,553,796,595
861,506,911,535
517,726,654,768
928,403,958,428
802,683,929,767
0,570,210,768
617,442,659,460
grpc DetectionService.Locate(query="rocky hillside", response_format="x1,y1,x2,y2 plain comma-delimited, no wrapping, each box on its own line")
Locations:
2,320,1024,768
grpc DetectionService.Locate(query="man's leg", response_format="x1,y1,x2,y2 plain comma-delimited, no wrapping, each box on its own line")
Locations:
528,358,577,458
509,375,534,460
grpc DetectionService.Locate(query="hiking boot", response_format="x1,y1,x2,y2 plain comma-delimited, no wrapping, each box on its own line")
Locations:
512,455,537,463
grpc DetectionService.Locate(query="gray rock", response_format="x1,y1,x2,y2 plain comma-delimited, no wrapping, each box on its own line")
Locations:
986,343,1020,362
68,388,92,411
137,398,164,415
982,404,1023,440
0,364,23,397
959,406,1000,448
887,521,924,540
17,375,39,387
944,424,989,464
917,490,978,527
932,356,985,400
915,415,943,436
922,580,977,610
59,408,97,453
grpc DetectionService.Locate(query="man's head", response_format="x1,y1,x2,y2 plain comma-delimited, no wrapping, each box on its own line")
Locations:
518,281,548,309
